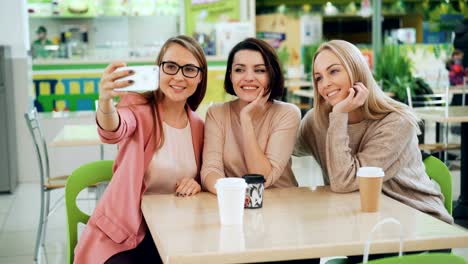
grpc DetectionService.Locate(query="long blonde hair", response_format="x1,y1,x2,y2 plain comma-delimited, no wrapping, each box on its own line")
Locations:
312,40,420,131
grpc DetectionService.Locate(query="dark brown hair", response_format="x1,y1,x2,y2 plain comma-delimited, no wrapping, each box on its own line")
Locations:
224,38,284,100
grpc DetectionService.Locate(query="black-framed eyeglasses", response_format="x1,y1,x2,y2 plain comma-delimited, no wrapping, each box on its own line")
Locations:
160,61,202,78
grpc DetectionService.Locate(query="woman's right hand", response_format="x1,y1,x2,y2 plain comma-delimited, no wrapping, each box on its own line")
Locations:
240,87,269,123
333,82,369,113
98,62,134,101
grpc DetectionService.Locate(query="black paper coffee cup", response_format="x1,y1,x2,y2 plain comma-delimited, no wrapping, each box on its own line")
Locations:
243,174,265,209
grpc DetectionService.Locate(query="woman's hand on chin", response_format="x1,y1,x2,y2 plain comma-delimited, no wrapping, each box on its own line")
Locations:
240,87,269,122
333,82,368,113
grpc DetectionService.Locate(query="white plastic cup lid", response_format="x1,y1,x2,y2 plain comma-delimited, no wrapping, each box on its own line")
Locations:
215,178,247,190
357,167,384,177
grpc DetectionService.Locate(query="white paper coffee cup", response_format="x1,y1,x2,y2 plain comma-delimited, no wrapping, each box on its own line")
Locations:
219,225,245,251
215,178,247,225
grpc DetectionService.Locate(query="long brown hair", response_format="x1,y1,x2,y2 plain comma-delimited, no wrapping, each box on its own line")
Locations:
141,35,207,150
311,40,420,131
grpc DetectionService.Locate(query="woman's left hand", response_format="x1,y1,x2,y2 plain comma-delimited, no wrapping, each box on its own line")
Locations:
175,177,201,197
240,87,269,122
333,82,369,113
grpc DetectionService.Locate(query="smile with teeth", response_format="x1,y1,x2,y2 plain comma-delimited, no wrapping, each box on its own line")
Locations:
241,86,258,90
327,89,340,97
170,85,185,90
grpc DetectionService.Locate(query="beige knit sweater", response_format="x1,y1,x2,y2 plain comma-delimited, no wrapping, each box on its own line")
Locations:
201,100,300,189
295,110,453,224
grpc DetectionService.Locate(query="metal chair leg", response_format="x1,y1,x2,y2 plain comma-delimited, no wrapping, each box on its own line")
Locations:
41,191,51,247
34,187,46,262
444,123,449,164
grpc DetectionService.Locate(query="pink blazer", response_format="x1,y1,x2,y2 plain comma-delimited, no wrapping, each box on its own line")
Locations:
74,94,204,264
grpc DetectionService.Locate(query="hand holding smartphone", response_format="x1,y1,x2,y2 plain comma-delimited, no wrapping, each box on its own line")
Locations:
114,65,159,92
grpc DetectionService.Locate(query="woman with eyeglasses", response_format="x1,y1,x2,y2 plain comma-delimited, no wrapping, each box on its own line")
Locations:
201,38,301,194
74,35,207,264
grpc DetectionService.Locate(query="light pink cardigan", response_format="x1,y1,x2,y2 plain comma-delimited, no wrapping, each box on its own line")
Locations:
74,94,204,264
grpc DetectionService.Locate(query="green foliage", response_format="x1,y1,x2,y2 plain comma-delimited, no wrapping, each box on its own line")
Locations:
302,42,323,78
428,2,462,31
374,44,431,103
374,44,412,102
277,46,290,74
390,0,406,14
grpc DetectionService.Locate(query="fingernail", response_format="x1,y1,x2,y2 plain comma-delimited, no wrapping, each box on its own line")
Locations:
129,80,134,84
129,70,134,74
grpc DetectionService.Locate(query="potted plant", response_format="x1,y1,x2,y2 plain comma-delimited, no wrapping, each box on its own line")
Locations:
373,44,432,103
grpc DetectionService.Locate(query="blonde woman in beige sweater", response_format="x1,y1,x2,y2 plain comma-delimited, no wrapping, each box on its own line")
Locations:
201,38,301,194
295,40,453,225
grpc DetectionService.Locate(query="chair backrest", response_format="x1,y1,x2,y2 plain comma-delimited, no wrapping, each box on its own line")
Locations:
24,107,50,186
406,86,447,108
362,253,466,264
65,160,113,264
423,155,453,215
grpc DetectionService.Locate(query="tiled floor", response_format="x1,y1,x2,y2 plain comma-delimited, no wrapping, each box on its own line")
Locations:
0,184,96,264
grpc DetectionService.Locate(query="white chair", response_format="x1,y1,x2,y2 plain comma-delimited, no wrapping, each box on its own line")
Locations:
24,108,68,263
406,86,460,162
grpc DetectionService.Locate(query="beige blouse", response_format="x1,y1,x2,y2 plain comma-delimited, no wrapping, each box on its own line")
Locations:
201,100,301,188
295,110,453,224
144,122,197,194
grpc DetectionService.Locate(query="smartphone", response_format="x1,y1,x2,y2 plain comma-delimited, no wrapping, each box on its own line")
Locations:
114,65,159,92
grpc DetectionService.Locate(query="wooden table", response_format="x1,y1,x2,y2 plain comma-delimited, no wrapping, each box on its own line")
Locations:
413,106,468,222
141,187,468,264
284,80,313,105
50,124,101,147
50,124,104,159
432,85,468,105
433,85,468,95
51,124,108,198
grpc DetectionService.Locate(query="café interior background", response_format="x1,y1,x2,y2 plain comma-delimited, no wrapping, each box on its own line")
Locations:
1,0,468,263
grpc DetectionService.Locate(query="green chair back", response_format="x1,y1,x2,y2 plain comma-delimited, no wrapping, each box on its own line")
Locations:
65,160,113,264
359,253,466,264
423,155,453,215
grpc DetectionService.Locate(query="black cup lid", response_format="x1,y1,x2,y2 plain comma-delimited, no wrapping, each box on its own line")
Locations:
242,174,265,183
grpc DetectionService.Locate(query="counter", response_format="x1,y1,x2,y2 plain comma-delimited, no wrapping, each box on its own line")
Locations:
32,56,229,112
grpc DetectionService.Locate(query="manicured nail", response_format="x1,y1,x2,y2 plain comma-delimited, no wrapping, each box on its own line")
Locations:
129,80,134,84
129,70,134,74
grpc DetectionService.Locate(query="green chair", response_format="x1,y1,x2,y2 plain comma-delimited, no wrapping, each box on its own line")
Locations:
358,253,467,264
325,156,453,264
65,160,113,264
324,258,348,264
423,155,453,215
